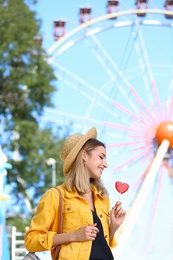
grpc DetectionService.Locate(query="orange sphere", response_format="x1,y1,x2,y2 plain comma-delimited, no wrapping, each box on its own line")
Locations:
156,122,173,148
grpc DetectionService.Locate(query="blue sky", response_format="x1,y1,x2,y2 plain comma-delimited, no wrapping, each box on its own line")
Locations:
32,1,173,259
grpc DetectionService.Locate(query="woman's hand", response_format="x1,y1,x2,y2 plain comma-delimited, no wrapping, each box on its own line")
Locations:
109,201,126,235
53,223,99,246
73,223,99,241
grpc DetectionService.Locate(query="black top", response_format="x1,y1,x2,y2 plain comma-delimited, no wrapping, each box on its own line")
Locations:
89,210,114,260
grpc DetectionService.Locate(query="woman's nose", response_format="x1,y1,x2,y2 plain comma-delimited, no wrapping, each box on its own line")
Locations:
103,160,108,168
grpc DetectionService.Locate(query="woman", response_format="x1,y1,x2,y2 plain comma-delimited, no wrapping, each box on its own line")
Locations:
24,127,126,260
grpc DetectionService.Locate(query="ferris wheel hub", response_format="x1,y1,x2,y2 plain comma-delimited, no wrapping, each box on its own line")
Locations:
156,122,173,147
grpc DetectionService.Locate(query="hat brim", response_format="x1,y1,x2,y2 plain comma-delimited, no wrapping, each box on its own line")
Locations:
63,127,97,175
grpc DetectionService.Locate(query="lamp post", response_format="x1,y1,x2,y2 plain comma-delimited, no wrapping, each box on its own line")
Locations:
46,158,56,187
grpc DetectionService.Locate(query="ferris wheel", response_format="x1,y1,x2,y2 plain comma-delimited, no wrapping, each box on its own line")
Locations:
43,0,173,259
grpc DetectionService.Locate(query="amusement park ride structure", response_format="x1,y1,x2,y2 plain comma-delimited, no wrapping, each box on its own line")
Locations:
46,0,173,176
43,0,173,258
52,0,173,41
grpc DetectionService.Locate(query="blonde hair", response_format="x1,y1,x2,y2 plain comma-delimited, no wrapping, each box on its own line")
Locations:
65,138,109,198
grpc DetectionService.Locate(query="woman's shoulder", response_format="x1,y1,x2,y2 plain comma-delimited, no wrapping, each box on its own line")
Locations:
40,184,65,200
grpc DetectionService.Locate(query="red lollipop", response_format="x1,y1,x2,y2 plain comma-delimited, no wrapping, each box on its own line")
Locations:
115,181,129,200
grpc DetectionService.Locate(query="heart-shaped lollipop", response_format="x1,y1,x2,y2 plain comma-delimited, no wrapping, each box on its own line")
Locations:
115,181,129,194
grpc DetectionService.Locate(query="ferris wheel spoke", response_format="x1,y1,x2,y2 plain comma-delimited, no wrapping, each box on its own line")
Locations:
112,100,151,125
130,143,153,154
134,15,165,121
151,80,164,119
132,158,154,189
129,117,156,134
44,107,126,134
132,24,155,105
134,15,162,83
85,35,118,83
113,150,148,173
44,108,109,128
106,140,148,149
150,102,165,123
43,109,128,139
128,85,158,121
166,66,173,119
53,62,115,103
83,31,141,113
52,62,130,122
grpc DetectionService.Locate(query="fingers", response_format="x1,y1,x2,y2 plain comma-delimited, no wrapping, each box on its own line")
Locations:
112,202,126,217
112,201,121,212
75,224,99,242
90,230,97,239
90,223,98,229
87,224,99,240
89,223,99,234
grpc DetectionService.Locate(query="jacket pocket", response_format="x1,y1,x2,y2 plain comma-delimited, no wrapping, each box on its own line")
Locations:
97,206,110,219
63,203,81,231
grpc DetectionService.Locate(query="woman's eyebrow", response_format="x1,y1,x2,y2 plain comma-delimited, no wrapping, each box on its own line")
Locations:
100,152,106,158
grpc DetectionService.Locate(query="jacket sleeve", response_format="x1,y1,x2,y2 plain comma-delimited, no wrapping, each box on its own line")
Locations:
24,188,59,252
109,237,117,248
107,198,117,249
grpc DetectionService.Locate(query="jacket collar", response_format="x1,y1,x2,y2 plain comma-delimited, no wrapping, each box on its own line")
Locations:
64,187,79,198
92,185,104,199
63,184,103,199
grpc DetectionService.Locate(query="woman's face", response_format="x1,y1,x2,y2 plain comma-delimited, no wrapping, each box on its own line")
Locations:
83,145,108,180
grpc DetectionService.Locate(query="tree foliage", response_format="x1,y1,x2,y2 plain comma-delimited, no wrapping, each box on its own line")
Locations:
0,0,56,119
0,0,67,224
6,124,65,218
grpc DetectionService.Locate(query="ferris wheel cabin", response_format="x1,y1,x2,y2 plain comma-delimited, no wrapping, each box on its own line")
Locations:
79,7,92,24
53,20,66,41
164,0,173,18
135,0,148,17
52,1,173,41
106,0,120,14
164,0,173,8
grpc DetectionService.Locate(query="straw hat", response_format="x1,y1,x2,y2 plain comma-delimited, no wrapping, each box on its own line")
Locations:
60,127,97,175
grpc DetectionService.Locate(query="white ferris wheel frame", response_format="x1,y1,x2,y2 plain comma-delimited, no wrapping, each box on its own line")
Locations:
45,8,173,132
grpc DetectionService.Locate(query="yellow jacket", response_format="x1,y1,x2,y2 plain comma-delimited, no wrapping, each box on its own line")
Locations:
24,184,116,260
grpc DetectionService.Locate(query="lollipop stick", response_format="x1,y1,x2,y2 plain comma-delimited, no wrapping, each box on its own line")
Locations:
118,193,121,201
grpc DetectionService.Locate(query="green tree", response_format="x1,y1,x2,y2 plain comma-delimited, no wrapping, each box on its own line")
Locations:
0,0,67,224
0,0,56,118
6,124,66,222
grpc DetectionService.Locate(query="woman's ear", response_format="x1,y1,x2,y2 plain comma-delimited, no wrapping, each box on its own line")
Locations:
82,150,87,162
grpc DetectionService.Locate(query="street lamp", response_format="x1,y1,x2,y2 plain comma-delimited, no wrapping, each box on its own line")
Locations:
46,158,56,187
